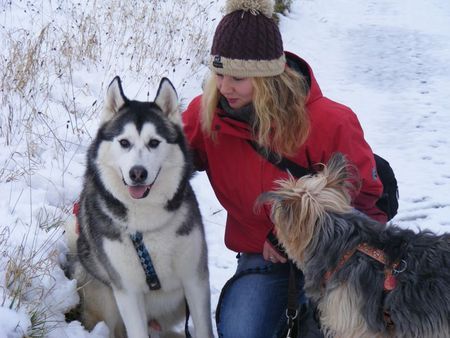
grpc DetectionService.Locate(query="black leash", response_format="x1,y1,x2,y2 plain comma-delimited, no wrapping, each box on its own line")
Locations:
247,140,320,337
185,299,192,338
286,261,300,338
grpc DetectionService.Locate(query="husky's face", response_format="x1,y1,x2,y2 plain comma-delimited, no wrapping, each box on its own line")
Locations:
107,122,168,199
95,77,182,200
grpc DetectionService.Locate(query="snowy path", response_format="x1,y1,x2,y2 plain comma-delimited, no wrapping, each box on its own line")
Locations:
282,0,450,233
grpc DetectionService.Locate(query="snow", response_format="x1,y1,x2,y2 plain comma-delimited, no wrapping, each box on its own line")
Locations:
281,0,450,233
0,307,30,338
0,0,449,337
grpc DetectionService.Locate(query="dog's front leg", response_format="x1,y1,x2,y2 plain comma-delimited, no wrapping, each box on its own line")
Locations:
183,277,214,338
113,288,149,338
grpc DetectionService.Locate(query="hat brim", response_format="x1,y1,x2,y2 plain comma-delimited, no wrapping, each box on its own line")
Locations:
209,54,286,77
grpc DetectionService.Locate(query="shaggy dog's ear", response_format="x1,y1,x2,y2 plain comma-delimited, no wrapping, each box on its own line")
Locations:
154,77,180,126
323,153,353,190
101,76,129,123
258,174,321,264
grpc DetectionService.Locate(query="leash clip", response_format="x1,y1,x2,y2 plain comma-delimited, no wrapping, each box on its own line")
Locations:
285,308,298,321
393,259,407,276
285,309,298,338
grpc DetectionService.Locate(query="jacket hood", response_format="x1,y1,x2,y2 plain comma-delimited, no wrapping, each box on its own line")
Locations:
285,51,323,105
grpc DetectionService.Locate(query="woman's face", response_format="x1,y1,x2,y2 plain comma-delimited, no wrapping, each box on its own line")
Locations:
216,74,254,109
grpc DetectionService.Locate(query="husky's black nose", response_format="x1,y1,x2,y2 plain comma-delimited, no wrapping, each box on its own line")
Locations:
129,166,148,183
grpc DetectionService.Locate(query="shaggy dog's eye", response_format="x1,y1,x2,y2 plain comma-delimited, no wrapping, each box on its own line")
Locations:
148,139,160,148
119,139,130,148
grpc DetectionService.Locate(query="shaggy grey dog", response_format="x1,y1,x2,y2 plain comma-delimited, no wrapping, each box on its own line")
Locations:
261,153,450,338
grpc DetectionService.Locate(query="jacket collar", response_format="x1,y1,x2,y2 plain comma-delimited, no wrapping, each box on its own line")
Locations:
218,96,254,125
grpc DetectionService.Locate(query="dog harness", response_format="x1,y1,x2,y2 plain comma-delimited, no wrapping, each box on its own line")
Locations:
323,242,406,291
72,202,162,290
323,243,407,330
129,231,161,290
72,203,194,337
73,202,81,235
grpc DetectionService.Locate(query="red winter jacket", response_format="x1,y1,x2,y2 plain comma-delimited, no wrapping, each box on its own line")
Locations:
182,52,386,254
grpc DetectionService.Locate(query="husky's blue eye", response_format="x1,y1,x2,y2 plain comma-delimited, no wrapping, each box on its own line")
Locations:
119,139,130,148
148,139,160,148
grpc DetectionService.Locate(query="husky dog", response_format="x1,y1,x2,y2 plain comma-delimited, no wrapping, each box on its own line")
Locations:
66,77,213,338
260,153,450,338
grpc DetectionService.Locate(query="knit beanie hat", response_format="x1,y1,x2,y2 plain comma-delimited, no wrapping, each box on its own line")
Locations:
209,0,286,77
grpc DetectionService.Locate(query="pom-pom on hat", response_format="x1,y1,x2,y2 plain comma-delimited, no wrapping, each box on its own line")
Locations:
210,0,286,77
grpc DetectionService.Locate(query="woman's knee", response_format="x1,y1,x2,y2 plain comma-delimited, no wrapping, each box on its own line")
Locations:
217,290,275,338
216,266,289,338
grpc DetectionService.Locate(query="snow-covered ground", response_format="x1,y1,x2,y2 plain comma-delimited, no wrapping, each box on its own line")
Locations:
281,0,450,234
0,0,449,337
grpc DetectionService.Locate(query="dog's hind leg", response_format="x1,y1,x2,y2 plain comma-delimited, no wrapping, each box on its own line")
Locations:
63,218,126,338
81,279,125,338
113,288,149,338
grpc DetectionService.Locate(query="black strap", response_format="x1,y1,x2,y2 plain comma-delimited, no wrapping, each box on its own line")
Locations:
286,261,300,337
185,299,192,338
247,140,314,177
247,140,313,337
287,261,300,315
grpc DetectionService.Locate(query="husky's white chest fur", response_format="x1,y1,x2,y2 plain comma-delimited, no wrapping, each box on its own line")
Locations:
102,204,202,293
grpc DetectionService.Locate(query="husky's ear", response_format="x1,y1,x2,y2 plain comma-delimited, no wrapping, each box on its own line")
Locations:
101,76,128,123
154,77,180,126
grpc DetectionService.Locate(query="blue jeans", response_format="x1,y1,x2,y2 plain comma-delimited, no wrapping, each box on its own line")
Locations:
216,253,307,338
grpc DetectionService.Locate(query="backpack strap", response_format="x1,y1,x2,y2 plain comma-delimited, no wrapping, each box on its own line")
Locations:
247,140,314,177
248,140,397,221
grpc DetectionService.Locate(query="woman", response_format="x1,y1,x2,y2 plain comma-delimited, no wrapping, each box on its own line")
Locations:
182,0,386,337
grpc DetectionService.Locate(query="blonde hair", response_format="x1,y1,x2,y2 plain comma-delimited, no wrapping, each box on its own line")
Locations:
201,66,310,156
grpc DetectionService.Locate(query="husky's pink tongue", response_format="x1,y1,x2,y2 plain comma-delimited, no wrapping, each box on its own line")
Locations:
128,185,149,199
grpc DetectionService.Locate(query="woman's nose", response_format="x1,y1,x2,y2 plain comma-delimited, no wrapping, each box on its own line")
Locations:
219,76,232,94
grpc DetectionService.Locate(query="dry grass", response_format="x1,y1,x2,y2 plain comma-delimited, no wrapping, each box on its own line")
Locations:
0,0,217,179
1,219,65,337
273,0,294,24
0,0,219,336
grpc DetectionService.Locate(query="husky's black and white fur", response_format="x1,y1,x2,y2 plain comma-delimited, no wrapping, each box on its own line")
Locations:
65,77,213,338
261,153,450,338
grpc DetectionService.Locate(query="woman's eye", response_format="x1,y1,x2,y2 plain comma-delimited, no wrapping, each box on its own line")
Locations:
119,139,130,148
148,139,160,148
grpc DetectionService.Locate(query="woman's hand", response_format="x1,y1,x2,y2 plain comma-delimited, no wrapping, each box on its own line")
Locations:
263,237,287,264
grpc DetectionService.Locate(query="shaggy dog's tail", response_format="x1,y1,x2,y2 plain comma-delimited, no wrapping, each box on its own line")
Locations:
260,153,355,263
